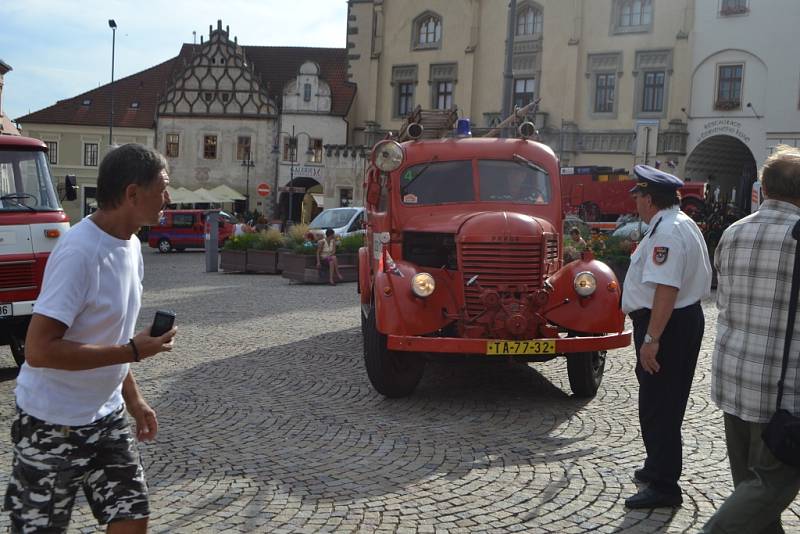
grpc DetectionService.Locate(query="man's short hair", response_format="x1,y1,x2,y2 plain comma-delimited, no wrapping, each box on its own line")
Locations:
96,144,168,210
647,189,681,210
761,145,800,200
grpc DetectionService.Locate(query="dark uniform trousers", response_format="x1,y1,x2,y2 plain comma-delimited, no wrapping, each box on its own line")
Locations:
629,301,704,496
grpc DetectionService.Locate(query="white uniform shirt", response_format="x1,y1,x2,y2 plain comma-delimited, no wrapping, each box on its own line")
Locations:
621,206,712,313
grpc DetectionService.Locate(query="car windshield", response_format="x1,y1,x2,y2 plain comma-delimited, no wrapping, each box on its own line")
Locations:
0,150,61,211
478,160,551,204
310,208,357,229
399,160,474,205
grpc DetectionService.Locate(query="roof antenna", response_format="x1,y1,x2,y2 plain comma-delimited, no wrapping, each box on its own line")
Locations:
192,30,196,44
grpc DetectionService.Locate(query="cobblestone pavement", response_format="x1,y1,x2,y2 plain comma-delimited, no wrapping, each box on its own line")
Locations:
0,250,798,533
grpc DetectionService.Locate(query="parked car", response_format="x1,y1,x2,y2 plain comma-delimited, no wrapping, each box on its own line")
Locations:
308,207,365,238
148,209,235,252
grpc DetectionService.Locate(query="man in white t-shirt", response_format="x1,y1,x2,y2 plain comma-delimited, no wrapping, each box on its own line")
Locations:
4,143,177,533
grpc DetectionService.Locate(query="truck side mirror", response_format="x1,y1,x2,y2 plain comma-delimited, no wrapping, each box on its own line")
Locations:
64,174,78,201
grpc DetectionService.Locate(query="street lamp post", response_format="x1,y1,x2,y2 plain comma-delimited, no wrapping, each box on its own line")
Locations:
108,19,117,147
241,155,255,215
273,125,314,227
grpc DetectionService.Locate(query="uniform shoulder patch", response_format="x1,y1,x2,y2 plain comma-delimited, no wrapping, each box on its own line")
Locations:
653,246,669,265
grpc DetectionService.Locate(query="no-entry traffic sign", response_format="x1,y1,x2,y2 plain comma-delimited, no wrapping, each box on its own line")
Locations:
257,183,271,197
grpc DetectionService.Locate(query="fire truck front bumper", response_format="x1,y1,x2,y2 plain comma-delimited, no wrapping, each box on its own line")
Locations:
387,330,632,355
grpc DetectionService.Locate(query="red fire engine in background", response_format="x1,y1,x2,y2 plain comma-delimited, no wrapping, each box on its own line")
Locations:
561,166,706,222
0,135,75,366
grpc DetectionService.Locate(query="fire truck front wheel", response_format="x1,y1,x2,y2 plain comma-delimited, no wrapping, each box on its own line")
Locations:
363,307,425,398
566,350,606,398
9,334,25,367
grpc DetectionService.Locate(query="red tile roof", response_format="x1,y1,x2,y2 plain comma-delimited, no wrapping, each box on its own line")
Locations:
17,44,355,128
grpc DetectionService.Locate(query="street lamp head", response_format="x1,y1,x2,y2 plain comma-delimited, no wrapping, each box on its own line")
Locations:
108,19,117,29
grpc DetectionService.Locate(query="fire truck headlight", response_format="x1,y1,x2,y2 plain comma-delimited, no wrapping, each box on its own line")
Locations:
372,140,404,172
411,273,436,298
573,271,597,297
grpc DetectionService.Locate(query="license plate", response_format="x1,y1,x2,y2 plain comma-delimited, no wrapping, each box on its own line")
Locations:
0,304,10,317
486,340,556,355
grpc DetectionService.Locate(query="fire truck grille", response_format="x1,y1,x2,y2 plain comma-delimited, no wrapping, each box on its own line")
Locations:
0,261,36,292
461,241,543,316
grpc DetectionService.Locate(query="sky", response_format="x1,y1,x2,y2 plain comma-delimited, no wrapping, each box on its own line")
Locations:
0,0,348,121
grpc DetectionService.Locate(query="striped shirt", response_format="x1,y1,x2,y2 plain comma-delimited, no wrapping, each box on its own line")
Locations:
712,199,800,422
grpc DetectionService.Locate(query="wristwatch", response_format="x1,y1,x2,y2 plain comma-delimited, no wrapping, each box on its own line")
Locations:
644,333,659,344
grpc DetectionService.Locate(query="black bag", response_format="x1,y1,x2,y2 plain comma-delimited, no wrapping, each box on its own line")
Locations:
762,219,800,468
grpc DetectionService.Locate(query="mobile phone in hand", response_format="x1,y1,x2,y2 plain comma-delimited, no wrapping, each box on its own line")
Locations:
150,310,176,337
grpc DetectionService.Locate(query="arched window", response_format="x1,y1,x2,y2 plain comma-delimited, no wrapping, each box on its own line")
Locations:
516,5,542,37
414,13,442,49
619,0,652,27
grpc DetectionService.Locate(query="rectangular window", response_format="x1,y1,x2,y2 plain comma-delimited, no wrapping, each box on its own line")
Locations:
434,81,453,110
172,213,195,228
513,78,536,109
203,135,217,159
46,141,58,164
237,136,251,161
339,188,353,207
397,82,414,117
303,83,312,102
642,71,665,112
83,143,98,167
721,0,748,15
310,139,323,164
717,64,743,108
283,137,297,162
594,73,616,113
166,134,179,158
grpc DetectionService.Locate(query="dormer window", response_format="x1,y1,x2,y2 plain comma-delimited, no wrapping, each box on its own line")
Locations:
81,98,92,106
130,101,140,109
516,4,543,37
413,13,442,50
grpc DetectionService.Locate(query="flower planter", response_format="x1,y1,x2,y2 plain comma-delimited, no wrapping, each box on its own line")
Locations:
281,251,359,284
220,249,247,273
246,249,280,274
276,248,293,273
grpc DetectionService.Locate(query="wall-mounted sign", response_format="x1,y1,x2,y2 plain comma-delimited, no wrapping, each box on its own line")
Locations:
698,119,751,144
290,165,324,178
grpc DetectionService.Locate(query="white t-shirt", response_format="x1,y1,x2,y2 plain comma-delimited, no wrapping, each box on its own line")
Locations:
15,217,144,426
622,206,712,313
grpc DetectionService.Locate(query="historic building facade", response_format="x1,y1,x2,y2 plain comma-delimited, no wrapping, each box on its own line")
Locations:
346,0,694,173
684,0,800,210
17,21,356,223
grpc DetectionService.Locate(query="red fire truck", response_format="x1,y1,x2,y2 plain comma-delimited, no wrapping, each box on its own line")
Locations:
359,116,631,398
0,135,75,366
561,166,706,222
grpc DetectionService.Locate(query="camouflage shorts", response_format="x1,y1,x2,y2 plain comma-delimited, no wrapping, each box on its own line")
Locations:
4,406,149,533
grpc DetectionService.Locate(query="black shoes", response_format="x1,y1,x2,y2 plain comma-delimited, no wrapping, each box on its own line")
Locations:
625,487,683,509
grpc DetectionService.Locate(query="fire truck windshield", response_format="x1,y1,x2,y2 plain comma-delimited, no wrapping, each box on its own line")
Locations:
479,160,550,204
400,160,474,205
0,151,60,211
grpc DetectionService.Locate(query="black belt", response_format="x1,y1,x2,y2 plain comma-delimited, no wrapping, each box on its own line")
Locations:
628,301,701,323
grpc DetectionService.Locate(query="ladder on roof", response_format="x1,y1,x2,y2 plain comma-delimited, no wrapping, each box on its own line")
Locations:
482,98,541,138
397,105,459,141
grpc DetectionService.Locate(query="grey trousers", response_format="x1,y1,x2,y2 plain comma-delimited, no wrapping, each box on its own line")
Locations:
700,412,800,534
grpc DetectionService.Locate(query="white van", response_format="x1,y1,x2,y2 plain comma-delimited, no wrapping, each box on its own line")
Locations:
309,207,365,237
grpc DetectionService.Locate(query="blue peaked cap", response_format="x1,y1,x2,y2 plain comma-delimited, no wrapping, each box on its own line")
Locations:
629,164,684,193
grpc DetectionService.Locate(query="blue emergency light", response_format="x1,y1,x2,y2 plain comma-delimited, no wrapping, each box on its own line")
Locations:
455,118,472,137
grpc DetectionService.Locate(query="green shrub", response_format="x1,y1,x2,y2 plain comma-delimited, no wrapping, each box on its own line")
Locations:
338,233,365,253
223,232,260,251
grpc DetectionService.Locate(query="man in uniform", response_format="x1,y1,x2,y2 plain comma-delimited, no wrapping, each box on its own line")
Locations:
621,164,712,508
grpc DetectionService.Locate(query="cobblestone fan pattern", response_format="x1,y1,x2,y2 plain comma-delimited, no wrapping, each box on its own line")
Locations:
0,251,798,533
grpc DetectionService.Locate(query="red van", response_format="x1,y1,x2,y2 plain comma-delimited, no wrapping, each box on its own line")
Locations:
147,209,235,253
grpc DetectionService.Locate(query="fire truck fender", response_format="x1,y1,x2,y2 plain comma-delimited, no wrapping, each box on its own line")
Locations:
359,247,372,305
372,262,452,336
543,257,626,335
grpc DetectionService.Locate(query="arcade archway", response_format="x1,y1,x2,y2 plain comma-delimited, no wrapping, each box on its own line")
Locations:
279,176,321,224
684,135,757,211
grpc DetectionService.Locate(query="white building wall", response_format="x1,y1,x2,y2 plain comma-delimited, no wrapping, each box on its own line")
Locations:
688,0,800,168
